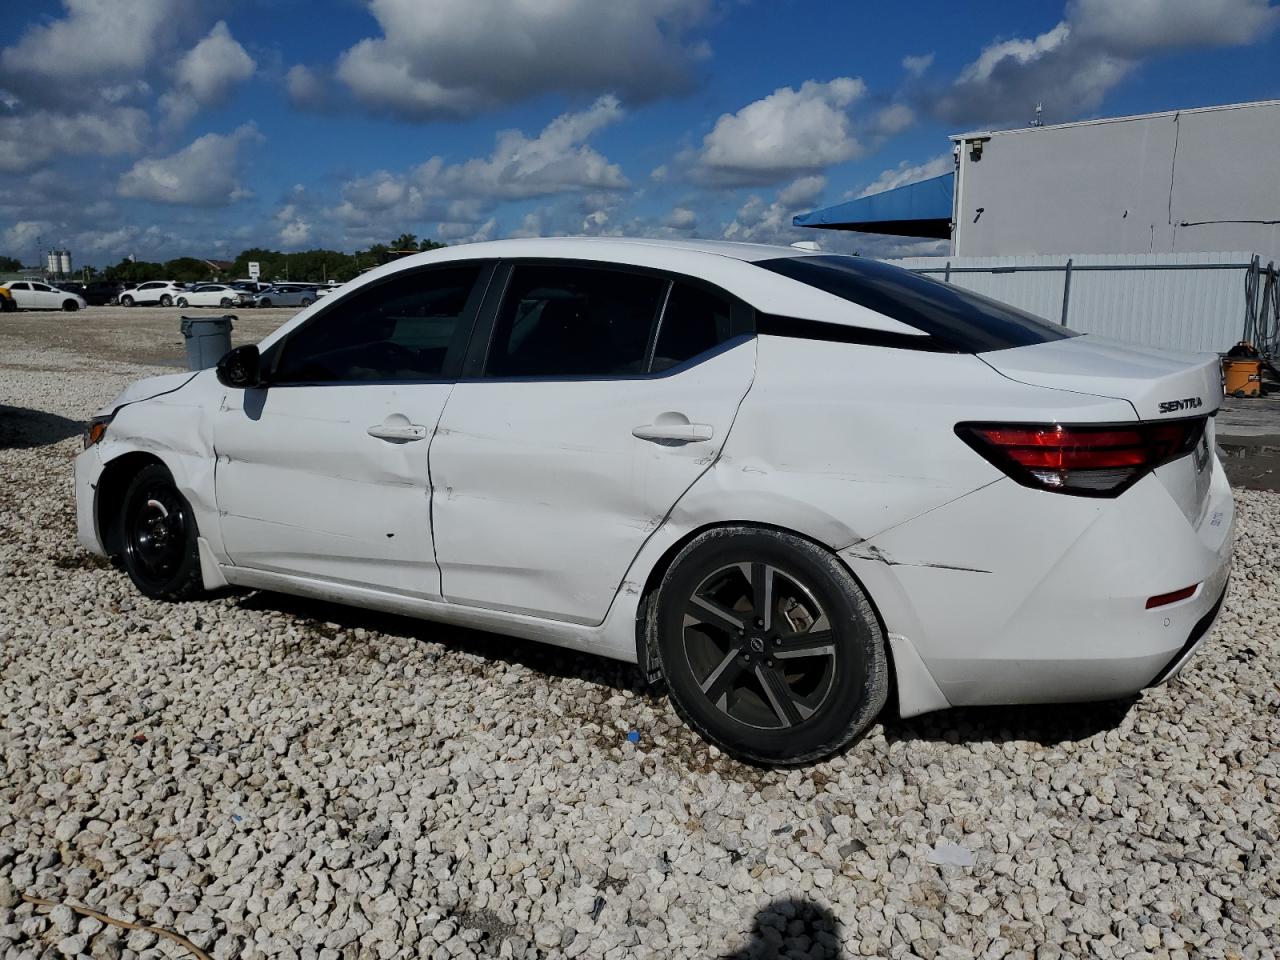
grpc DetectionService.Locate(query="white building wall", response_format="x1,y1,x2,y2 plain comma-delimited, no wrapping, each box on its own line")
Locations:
952,101,1280,263
890,252,1256,355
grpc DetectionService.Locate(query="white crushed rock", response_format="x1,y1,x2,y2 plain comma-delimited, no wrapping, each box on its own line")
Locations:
1,345,1278,960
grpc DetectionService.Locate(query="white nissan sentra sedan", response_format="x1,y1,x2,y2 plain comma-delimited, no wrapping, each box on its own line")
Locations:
74,238,1234,764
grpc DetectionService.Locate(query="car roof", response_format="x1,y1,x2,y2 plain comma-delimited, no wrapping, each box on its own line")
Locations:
259,237,934,350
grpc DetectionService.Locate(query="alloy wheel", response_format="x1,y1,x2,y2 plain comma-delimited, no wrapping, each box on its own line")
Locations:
680,561,837,730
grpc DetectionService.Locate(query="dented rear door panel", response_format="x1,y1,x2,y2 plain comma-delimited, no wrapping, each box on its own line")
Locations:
430,339,757,624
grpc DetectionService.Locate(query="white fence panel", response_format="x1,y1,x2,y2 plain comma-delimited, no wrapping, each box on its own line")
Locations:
889,251,1260,354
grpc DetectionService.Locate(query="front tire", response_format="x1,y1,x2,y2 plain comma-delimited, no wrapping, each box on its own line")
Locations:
258,298,272,308
176,297,188,307
117,463,205,601
219,297,233,308
650,527,888,765
300,297,315,307
62,299,79,311
121,295,135,307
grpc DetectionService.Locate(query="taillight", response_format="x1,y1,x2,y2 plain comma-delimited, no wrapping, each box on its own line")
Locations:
955,417,1206,497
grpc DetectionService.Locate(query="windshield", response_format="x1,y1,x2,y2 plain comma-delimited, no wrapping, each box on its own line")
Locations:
758,255,1076,353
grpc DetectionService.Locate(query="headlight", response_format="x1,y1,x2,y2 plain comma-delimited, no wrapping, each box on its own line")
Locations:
83,414,113,449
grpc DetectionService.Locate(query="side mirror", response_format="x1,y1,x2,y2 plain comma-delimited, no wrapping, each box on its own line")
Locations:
216,344,263,389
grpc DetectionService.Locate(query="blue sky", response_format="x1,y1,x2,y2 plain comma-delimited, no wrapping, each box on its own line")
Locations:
1,0,1278,266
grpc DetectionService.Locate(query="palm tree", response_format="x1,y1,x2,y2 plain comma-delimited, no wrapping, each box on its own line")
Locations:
390,233,418,251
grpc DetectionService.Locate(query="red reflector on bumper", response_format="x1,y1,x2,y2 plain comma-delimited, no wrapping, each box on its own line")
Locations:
1146,585,1198,609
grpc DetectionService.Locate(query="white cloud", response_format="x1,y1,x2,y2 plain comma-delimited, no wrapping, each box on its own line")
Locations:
0,0,192,88
939,0,1280,126
334,96,628,230
688,78,867,186
278,218,312,248
722,176,831,246
1071,0,1280,52
285,64,327,108
663,206,698,230
854,155,952,199
117,124,262,205
778,175,827,209
333,0,711,119
0,108,149,173
902,53,935,77
871,103,916,137
160,21,255,126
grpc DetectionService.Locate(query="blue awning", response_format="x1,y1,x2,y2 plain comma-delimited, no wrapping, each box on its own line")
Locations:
793,172,953,239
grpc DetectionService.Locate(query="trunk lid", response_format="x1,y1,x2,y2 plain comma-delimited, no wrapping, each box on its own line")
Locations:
980,334,1220,523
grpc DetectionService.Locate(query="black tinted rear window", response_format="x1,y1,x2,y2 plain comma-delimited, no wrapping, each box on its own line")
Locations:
758,255,1075,353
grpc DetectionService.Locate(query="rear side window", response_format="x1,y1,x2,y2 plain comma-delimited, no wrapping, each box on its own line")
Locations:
758,255,1075,352
273,264,482,383
486,265,665,377
651,284,734,372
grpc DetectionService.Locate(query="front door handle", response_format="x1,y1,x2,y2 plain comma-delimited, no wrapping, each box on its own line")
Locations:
368,423,428,442
632,422,714,444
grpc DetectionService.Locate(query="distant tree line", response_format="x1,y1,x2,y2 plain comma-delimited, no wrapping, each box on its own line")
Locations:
0,234,447,284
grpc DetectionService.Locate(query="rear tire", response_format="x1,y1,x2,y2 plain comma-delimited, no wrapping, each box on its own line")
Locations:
650,526,888,765
160,294,173,307
301,297,315,307
117,463,205,601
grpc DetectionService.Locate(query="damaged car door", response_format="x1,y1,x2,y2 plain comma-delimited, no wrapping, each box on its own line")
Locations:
213,263,492,597
430,262,756,624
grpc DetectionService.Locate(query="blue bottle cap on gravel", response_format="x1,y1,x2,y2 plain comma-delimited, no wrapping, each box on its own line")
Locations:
626,730,640,744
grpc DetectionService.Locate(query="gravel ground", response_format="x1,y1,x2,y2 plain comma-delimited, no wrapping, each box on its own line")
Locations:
1,328,1279,960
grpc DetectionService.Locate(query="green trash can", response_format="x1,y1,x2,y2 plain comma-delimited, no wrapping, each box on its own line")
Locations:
180,315,234,370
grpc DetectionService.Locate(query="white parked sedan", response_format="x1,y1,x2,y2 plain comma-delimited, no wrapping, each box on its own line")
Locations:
2,280,88,311
175,284,249,309
74,238,1234,763
119,281,184,307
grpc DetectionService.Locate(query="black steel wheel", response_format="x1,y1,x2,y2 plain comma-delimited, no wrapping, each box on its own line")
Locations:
118,463,205,600
651,527,887,765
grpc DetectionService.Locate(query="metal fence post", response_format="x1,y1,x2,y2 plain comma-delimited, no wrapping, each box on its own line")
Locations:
1060,258,1073,326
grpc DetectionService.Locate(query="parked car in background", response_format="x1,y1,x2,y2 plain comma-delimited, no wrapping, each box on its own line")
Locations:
176,284,251,308
57,281,86,298
1,280,88,311
0,286,14,312
313,283,343,299
73,238,1235,764
252,283,318,308
82,281,122,306
119,281,183,307
231,280,272,296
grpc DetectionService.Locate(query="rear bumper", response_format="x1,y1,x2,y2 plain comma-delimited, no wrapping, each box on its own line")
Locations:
843,457,1235,710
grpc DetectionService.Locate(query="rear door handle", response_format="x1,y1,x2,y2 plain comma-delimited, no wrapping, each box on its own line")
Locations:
368,423,428,442
632,422,714,444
